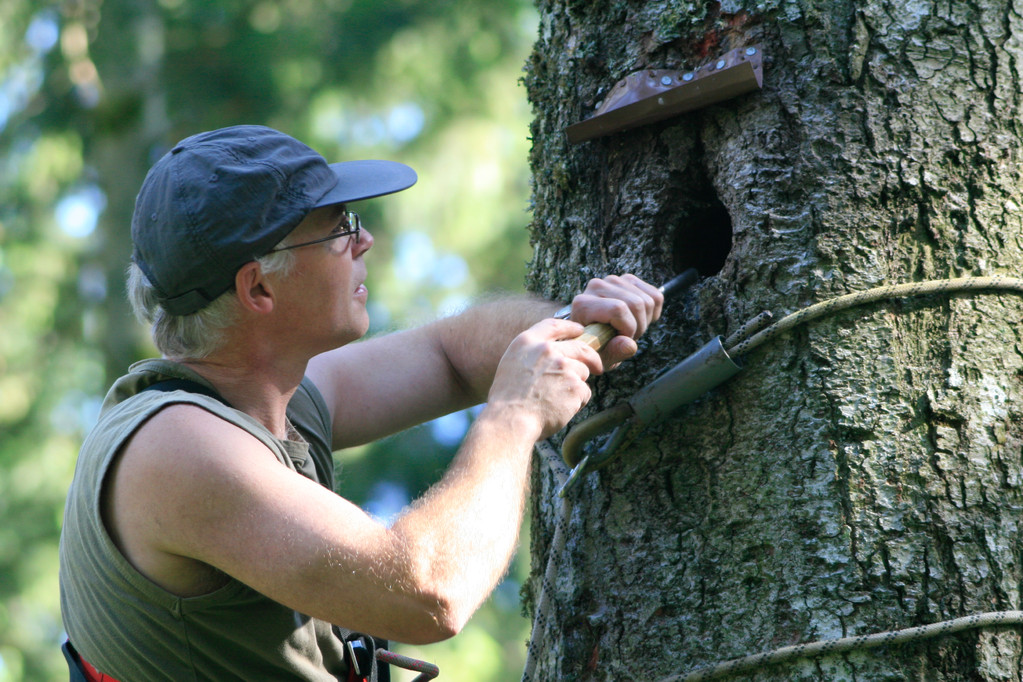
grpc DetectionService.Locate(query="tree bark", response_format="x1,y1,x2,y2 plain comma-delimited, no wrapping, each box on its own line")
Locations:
89,0,171,381
523,1,1023,680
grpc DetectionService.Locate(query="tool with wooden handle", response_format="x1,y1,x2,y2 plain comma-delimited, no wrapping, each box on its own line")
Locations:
556,269,699,350
552,269,699,498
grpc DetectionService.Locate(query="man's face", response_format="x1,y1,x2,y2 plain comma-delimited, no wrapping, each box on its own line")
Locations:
272,204,375,351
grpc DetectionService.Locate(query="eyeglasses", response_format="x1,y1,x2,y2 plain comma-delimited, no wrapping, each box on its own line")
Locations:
269,210,361,252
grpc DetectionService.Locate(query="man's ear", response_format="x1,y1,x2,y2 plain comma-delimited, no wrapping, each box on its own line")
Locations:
235,261,275,314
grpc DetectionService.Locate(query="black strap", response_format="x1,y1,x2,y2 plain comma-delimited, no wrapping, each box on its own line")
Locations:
335,627,391,682
140,378,232,407
62,641,90,682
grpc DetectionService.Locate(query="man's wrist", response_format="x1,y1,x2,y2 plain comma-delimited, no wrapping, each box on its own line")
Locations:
475,401,545,445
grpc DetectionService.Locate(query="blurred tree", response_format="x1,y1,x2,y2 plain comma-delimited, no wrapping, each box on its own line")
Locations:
0,0,537,679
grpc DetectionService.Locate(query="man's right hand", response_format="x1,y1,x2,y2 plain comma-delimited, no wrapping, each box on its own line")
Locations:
484,318,602,441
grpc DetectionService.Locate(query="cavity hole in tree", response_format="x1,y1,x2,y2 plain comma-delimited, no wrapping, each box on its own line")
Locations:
672,195,732,276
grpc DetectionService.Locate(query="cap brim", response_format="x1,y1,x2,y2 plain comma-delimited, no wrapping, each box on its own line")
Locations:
315,160,418,206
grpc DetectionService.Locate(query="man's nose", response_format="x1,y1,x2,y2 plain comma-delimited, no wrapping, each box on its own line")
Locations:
355,226,374,255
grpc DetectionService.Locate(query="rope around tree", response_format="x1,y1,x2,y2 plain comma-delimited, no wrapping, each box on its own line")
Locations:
524,276,1023,681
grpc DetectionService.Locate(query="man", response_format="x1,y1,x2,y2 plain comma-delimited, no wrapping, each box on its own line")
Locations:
59,125,663,681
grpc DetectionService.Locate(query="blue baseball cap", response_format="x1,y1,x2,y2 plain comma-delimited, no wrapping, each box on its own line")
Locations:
131,125,417,315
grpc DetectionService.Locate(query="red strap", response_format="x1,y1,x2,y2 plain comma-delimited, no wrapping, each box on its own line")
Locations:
80,656,121,682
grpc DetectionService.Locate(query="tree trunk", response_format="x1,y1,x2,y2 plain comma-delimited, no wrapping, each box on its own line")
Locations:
523,1,1023,680
89,0,171,382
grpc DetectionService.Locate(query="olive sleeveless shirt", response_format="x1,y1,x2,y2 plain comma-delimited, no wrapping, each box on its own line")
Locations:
59,359,350,681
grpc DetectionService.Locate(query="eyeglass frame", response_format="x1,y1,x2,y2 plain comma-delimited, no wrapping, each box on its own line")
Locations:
268,210,361,252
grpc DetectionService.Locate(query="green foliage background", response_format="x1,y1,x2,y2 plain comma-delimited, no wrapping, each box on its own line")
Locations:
0,1,538,679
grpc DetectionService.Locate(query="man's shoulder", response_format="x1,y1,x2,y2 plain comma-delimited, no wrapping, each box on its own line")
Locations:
103,403,281,599
124,402,270,463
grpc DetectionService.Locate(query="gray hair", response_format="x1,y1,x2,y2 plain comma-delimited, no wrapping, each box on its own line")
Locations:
127,250,295,359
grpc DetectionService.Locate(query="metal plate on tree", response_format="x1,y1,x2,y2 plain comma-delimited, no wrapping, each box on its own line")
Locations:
565,44,764,144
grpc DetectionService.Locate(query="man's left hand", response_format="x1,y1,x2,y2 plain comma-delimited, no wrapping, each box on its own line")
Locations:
563,274,664,370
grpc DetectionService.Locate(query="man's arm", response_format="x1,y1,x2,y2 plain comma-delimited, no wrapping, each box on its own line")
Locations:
107,318,600,644
307,274,663,449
